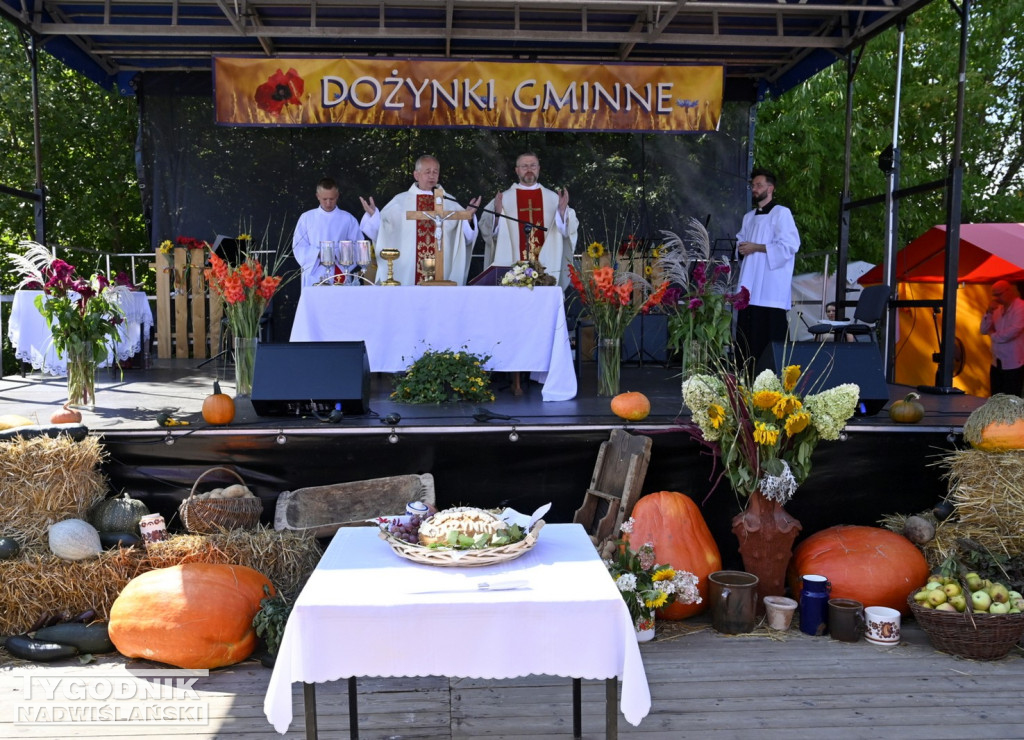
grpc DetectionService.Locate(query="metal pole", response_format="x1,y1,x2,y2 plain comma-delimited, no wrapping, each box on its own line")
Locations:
936,0,970,391
27,32,46,243
881,23,907,381
836,50,862,320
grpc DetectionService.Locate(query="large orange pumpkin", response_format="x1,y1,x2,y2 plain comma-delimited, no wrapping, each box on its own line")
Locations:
787,525,929,615
108,563,273,669
629,491,721,619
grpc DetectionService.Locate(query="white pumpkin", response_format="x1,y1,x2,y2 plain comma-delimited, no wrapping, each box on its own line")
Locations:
48,519,103,561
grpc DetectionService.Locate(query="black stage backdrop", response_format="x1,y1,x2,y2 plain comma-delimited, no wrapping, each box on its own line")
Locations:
138,72,754,336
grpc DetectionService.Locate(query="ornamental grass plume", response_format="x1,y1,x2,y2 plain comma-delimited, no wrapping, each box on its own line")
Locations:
681,348,860,505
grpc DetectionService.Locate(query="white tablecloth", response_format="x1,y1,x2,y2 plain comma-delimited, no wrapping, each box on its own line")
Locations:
264,523,650,733
288,286,577,401
8,290,153,375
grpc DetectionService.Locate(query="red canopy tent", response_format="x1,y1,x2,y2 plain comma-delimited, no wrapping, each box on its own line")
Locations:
861,223,1024,284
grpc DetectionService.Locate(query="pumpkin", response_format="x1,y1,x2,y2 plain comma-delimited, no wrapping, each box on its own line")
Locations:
888,392,924,424
48,519,102,561
88,491,150,534
787,525,929,615
50,402,83,425
962,393,1024,451
610,391,651,421
0,414,33,430
202,380,235,425
628,491,721,620
108,563,273,669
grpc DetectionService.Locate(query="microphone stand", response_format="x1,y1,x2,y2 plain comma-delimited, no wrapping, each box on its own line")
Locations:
442,193,548,232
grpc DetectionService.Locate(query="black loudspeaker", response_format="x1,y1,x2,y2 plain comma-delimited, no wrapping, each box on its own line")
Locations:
758,341,889,416
251,342,370,416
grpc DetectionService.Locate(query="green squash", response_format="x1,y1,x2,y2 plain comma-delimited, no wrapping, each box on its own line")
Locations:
0,536,21,560
88,492,150,534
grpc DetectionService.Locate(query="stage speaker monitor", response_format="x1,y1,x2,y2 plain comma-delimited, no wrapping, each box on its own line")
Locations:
758,341,889,416
251,342,370,417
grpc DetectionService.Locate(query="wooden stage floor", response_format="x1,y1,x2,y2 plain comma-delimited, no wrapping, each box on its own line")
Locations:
3,614,1023,739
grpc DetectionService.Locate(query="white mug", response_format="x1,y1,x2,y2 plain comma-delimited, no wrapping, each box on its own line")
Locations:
864,605,901,645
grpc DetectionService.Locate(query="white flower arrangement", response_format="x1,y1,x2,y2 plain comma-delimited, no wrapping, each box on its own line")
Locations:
500,261,540,288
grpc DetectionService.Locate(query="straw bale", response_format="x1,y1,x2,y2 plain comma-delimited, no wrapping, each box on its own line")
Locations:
944,448,1024,533
0,435,108,547
0,528,320,639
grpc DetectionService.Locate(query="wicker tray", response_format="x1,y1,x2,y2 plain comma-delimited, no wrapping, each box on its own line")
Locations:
907,593,1024,660
179,467,263,535
378,520,545,567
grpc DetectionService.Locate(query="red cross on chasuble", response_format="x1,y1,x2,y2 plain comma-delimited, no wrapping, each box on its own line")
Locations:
414,193,437,284
516,189,546,261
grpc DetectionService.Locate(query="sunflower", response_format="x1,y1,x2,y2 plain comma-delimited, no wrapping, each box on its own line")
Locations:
586,241,605,258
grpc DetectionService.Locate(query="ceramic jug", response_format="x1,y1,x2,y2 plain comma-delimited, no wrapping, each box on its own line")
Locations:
709,570,759,634
799,574,831,636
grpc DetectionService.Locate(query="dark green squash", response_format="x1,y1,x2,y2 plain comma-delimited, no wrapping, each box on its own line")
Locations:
4,634,79,662
34,622,115,654
88,492,150,534
0,536,21,560
99,531,141,550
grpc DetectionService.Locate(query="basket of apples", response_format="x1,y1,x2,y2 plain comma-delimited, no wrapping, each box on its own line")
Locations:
908,572,1024,660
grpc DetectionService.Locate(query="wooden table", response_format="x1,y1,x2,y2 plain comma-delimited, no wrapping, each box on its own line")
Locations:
263,523,650,737
288,285,577,401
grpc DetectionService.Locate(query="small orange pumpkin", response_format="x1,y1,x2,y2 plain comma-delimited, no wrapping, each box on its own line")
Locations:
202,380,235,425
108,563,272,669
50,402,83,425
610,391,651,421
629,491,721,619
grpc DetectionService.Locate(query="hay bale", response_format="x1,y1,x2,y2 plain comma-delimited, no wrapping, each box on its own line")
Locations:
0,435,108,547
945,448,1024,533
0,528,321,638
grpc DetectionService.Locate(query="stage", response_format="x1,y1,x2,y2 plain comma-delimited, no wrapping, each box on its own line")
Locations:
0,355,980,568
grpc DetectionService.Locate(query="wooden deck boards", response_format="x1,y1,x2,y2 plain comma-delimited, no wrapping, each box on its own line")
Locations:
3,618,1023,739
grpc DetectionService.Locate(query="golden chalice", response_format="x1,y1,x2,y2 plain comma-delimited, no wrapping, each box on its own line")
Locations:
380,248,401,286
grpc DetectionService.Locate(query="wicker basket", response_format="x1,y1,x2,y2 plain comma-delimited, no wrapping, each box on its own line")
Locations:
178,467,263,535
908,593,1024,660
379,520,545,567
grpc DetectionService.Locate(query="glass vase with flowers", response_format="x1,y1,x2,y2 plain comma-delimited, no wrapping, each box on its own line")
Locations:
681,356,860,601
204,232,295,397
9,242,128,407
568,260,668,397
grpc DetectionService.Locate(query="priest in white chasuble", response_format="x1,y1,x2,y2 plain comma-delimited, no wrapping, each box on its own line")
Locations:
479,152,579,288
360,155,482,286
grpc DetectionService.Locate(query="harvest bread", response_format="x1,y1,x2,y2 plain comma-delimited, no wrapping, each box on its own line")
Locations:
417,507,505,546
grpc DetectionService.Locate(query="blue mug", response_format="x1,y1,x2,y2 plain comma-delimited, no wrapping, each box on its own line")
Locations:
799,574,831,636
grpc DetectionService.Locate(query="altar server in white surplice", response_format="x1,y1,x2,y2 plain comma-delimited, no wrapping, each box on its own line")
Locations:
292,177,364,288
359,156,482,286
479,152,578,288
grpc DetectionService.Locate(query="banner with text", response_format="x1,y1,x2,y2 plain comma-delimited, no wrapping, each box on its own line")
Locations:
214,57,723,133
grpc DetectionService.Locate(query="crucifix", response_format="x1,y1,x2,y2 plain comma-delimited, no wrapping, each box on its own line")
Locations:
406,186,474,286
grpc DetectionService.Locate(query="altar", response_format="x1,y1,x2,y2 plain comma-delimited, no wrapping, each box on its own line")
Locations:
8,290,153,375
289,286,577,401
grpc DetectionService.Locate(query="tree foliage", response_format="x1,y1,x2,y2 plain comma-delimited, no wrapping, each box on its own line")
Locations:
755,0,1024,273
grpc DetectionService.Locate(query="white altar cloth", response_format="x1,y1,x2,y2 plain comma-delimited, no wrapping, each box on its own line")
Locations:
8,290,153,375
288,286,577,401
264,523,650,733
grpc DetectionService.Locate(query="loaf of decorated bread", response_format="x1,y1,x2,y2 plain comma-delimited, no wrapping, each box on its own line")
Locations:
417,506,506,546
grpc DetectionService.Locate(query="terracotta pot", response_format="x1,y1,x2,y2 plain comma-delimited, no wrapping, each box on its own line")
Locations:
730,489,802,612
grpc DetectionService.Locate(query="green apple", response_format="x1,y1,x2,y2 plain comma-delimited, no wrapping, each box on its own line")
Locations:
949,594,968,612
965,572,984,592
943,582,962,598
989,601,1011,615
925,580,944,592
972,590,992,611
1009,591,1022,601
927,588,948,606
990,583,1010,604
935,602,957,612
1010,607,1021,614
1012,598,1024,611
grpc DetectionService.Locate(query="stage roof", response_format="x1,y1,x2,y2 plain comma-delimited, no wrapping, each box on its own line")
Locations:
1,0,936,97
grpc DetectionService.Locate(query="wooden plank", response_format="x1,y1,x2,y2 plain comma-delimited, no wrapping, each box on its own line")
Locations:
173,247,189,359
189,249,208,359
155,250,171,359
209,288,223,358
